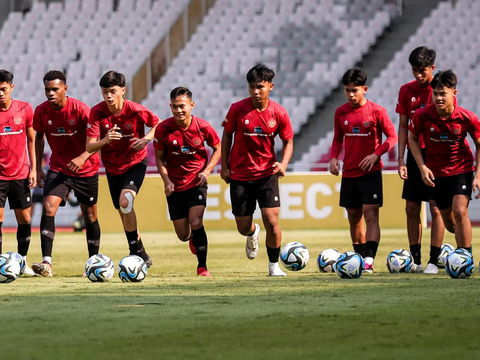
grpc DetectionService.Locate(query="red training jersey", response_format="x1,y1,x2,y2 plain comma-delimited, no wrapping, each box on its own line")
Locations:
153,116,220,192
222,98,294,181
330,100,398,178
409,104,480,177
87,100,160,175
34,97,100,177
0,100,33,180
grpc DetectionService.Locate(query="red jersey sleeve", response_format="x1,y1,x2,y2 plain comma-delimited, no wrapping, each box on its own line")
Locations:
153,124,165,151
374,107,398,156
330,108,344,159
222,104,237,134
79,104,91,126
204,123,221,148
467,114,480,142
409,111,423,138
396,85,408,116
278,111,294,141
139,107,160,127
87,109,101,138
33,107,45,132
25,104,34,128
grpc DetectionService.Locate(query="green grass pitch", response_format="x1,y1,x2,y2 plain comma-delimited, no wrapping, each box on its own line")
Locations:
2,227,480,359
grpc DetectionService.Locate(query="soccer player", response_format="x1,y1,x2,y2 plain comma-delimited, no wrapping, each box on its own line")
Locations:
31,70,101,277
329,68,398,273
154,87,221,276
397,46,446,274
409,70,480,263
86,71,160,267
0,69,36,275
221,64,294,277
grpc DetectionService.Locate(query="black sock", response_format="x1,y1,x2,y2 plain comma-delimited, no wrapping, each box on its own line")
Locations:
266,246,281,263
86,220,101,257
353,243,367,258
17,223,31,256
410,244,422,264
192,226,208,268
40,215,55,257
458,246,472,254
428,245,441,265
0,221,3,254
366,241,379,259
126,230,149,260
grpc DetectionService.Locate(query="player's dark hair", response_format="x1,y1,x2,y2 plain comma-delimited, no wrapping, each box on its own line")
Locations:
246,64,275,84
408,46,436,68
43,70,67,84
170,87,192,100
431,70,457,89
342,68,367,86
0,69,14,84
99,71,126,88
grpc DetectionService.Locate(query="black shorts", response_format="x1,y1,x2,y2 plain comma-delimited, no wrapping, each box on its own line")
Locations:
43,171,98,207
402,149,431,202
106,159,147,209
339,170,383,209
166,185,207,221
432,172,473,210
32,187,44,203
230,175,280,217
0,179,32,209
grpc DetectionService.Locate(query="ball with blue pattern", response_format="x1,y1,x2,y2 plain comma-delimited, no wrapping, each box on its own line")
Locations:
117,255,148,282
0,254,21,283
333,251,364,279
6,251,26,274
445,249,475,279
317,248,341,273
85,254,115,282
437,243,455,268
280,242,309,271
386,249,414,273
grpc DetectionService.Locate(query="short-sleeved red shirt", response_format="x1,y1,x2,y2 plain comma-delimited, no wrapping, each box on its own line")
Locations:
154,116,220,192
0,100,33,180
330,100,398,178
34,97,100,177
222,98,294,181
87,100,160,175
409,104,480,177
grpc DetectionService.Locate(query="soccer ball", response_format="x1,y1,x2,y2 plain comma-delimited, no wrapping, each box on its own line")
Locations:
437,243,455,268
280,242,309,271
117,255,148,282
386,249,414,273
85,254,115,282
317,248,341,273
6,252,25,274
445,249,475,279
0,254,21,283
333,251,364,279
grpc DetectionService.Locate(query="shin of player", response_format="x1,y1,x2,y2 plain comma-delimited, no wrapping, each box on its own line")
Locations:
221,64,294,277
154,87,221,276
396,46,446,274
329,68,398,273
0,70,36,275
86,71,160,267
409,70,480,257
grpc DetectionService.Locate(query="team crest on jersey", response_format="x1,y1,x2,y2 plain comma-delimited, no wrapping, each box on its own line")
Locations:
68,118,76,125
14,117,22,125
363,120,371,128
125,122,133,130
193,138,201,146
452,125,461,135
268,120,276,128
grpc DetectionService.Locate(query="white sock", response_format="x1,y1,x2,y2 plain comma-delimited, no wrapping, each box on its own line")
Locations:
23,255,27,262
364,257,374,265
43,256,52,265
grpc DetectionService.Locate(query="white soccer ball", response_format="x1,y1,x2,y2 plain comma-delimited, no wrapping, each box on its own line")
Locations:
0,254,21,283
280,242,309,271
6,252,25,274
85,254,115,282
437,243,455,268
445,249,475,279
333,251,364,279
386,249,414,273
317,248,341,273
117,255,148,282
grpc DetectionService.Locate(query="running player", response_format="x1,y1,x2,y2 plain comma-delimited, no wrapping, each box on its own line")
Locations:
86,71,160,267
154,87,221,276
221,64,294,276
31,70,101,277
0,69,36,275
329,68,398,273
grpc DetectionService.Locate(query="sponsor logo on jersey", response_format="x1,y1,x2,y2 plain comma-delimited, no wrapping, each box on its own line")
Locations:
254,126,262,134
182,146,190,153
48,120,52,125
87,123,92,128
58,127,65,134
344,121,348,125
440,133,449,140
352,127,360,133
105,124,110,129
411,97,416,102
245,119,250,125
420,104,426,108
4,126,11,132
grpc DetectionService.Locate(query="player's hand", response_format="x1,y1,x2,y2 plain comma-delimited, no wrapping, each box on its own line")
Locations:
473,176,480,199
164,180,175,196
105,124,122,144
28,170,37,189
329,158,340,176
37,169,46,188
67,155,86,173
398,158,408,180
130,137,149,151
273,162,287,179
197,172,208,186
359,153,379,172
420,165,435,187
220,166,230,184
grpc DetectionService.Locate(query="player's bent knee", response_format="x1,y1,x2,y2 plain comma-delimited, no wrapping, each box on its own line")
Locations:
190,219,203,230
120,192,134,214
